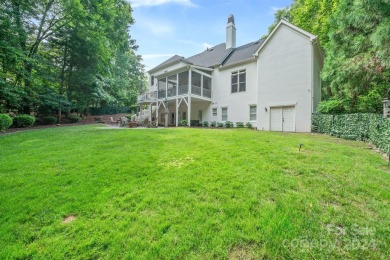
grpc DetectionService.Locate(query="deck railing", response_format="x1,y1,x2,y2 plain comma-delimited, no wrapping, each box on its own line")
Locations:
158,90,166,99
138,86,212,102
167,88,177,97
178,85,188,95
137,91,157,103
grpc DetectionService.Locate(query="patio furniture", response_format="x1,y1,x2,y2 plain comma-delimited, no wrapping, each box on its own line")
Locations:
110,117,119,125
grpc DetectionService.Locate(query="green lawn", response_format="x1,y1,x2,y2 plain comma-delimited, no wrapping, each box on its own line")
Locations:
0,125,389,259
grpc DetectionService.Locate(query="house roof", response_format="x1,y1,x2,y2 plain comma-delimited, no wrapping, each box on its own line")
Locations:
222,39,265,66
149,40,263,73
148,20,320,73
148,55,188,73
186,43,233,68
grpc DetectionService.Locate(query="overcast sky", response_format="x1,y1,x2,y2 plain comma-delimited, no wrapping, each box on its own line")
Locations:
129,0,292,70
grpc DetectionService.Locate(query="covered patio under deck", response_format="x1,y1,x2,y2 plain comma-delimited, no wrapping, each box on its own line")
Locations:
154,96,211,127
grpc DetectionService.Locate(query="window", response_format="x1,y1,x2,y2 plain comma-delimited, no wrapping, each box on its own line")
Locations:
182,111,187,120
212,108,217,117
222,107,228,121
231,72,238,93
151,76,155,86
198,110,202,122
231,70,246,93
250,105,257,121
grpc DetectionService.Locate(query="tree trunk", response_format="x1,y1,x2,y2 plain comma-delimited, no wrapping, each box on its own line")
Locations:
58,40,68,123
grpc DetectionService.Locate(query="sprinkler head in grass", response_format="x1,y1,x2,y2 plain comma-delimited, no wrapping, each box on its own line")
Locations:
298,144,304,152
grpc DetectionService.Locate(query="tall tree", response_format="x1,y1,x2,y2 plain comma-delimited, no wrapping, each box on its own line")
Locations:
0,0,146,117
321,0,390,112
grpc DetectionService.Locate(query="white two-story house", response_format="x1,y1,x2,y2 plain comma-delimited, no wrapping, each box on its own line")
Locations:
137,15,322,132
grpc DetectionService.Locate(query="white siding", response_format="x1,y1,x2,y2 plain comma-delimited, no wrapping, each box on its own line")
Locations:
257,24,313,132
205,61,258,127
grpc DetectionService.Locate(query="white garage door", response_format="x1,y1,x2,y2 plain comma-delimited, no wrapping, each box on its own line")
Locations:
270,106,295,132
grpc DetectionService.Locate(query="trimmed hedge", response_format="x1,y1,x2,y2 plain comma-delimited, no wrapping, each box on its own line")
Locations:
13,115,35,128
312,113,390,155
0,114,13,131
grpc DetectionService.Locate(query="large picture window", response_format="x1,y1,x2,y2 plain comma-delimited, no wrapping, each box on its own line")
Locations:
231,70,246,93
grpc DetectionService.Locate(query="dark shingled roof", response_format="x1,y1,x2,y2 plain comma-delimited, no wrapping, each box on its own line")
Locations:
186,43,233,68
149,39,265,72
149,55,185,72
222,38,265,66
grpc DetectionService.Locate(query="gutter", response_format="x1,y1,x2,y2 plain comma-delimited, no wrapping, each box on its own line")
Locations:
218,57,257,71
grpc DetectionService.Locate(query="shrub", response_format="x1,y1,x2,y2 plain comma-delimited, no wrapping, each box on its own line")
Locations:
235,122,244,128
202,121,209,127
179,120,188,126
245,122,253,129
224,121,233,128
0,114,13,131
210,121,216,127
317,99,346,114
68,115,81,123
42,116,57,125
13,115,35,128
217,122,224,128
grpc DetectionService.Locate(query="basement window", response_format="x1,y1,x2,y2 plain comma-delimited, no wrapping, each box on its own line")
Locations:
212,108,217,117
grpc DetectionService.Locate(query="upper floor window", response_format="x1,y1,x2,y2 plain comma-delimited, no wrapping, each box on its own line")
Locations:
231,70,246,93
151,76,155,86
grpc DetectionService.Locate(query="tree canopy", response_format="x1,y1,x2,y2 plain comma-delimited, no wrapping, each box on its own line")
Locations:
267,0,389,113
0,0,146,118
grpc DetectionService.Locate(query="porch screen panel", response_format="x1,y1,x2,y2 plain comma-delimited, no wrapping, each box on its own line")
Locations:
191,71,201,96
158,78,166,99
167,74,177,97
178,71,189,95
203,76,212,98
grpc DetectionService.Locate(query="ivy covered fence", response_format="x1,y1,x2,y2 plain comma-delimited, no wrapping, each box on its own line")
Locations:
312,113,390,155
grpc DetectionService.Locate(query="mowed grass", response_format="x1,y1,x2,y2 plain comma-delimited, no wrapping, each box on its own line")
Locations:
0,125,389,259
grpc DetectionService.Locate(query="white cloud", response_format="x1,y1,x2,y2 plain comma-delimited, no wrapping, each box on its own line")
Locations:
140,19,175,36
202,42,213,50
130,0,197,8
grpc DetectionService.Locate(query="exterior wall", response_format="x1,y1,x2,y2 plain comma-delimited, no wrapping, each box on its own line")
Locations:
206,61,259,127
312,46,322,113
257,24,313,132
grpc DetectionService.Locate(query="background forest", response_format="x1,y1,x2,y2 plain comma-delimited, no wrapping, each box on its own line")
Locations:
268,0,390,114
0,0,146,120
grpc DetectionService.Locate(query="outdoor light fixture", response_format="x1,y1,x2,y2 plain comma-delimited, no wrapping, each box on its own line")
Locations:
265,107,268,112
